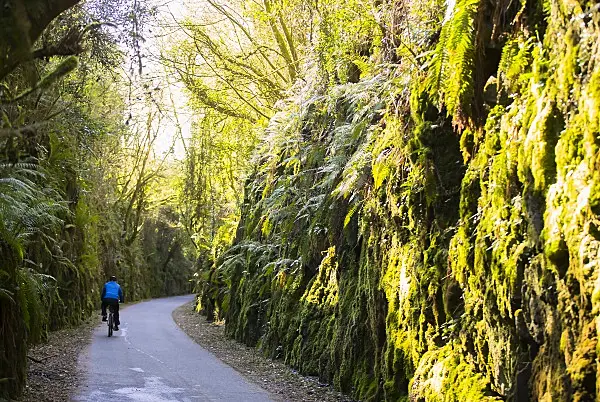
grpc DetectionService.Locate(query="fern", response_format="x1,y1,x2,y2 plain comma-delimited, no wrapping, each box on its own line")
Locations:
15,268,53,344
425,0,480,126
497,35,536,94
0,158,67,353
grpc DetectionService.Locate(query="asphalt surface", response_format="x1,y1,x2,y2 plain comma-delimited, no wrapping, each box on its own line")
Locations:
74,295,272,402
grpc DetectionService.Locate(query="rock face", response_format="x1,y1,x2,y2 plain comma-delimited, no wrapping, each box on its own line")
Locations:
200,1,600,400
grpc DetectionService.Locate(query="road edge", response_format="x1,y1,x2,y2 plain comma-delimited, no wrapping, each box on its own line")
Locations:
172,301,354,402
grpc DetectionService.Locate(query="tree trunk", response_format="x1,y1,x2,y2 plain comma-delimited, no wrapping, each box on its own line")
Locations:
0,0,81,80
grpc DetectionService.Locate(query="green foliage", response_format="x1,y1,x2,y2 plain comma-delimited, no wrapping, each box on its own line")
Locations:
424,0,479,127
0,3,194,398
166,0,297,123
193,1,600,402
307,0,382,83
195,68,465,400
3,0,597,400
0,158,70,397
11,56,79,102
179,112,256,273
140,206,195,298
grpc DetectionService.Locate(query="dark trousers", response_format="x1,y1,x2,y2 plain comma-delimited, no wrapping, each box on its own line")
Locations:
101,298,120,325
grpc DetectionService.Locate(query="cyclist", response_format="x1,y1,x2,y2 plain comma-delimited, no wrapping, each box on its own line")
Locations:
101,275,124,331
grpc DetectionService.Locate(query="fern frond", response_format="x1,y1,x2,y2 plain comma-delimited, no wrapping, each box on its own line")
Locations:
0,287,15,303
425,0,480,123
0,177,37,196
15,268,48,343
497,35,535,93
0,162,40,172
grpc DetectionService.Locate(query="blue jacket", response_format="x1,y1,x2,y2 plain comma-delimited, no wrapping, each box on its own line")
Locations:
102,281,123,302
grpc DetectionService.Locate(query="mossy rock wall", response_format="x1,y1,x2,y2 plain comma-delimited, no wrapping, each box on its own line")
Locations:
202,1,600,400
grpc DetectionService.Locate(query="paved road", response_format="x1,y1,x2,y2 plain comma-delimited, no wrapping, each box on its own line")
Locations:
74,295,272,402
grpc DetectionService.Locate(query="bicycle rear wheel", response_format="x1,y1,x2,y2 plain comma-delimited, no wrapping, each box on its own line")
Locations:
108,313,113,337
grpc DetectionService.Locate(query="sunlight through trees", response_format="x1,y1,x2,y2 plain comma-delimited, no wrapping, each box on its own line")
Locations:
3,0,600,401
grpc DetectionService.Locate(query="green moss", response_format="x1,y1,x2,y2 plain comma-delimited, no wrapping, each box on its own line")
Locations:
459,128,474,163
208,2,600,401
410,343,499,401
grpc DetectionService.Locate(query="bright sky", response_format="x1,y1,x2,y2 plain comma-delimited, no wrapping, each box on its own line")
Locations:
124,0,195,160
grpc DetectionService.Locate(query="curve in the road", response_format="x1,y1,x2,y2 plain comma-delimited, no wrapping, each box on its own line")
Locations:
74,295,272,402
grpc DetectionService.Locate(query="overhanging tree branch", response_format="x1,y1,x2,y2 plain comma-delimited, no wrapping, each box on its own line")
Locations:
0,0,82,80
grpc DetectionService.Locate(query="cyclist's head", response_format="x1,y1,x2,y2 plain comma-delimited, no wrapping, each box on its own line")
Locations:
109,275,117,282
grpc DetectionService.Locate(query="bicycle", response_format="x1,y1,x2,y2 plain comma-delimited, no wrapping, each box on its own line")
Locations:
107,304,117,337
